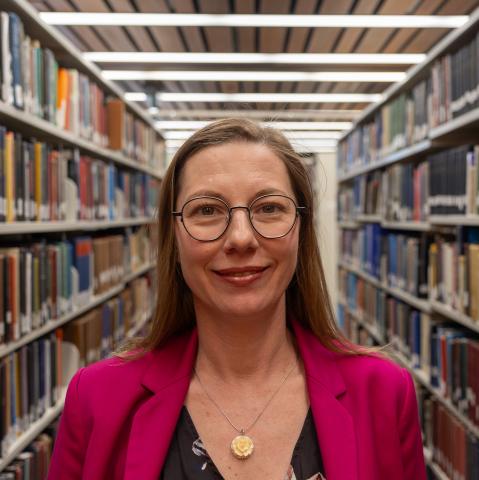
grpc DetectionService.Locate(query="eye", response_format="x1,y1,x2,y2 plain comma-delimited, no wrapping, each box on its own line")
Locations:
200,205,216,216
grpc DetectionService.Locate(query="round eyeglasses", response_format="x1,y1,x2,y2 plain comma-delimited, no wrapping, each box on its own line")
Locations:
172,194,305,242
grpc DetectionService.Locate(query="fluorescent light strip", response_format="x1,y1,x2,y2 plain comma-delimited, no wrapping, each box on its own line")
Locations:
156,121,352,130
124,92,148,102
84,52,425,65
162,130,343,140
165,138,337,148
153,93,381,103
103,70,405,82
150,108,361,120
40,13,467,28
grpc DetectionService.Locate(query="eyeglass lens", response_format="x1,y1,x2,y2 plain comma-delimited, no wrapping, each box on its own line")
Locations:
182,195,297,241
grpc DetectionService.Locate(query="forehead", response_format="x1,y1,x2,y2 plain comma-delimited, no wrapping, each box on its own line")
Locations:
177,142,294,202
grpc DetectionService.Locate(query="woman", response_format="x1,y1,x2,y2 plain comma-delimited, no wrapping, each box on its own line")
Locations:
47,118,426,480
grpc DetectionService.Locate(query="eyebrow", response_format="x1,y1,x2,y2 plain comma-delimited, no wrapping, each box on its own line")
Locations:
186,188,289,203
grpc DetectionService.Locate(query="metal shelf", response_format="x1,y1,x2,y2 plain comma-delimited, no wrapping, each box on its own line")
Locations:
2,0,160,134
430,300,479,334
0,101,161,180
338,261,431,313
0,217,155,235
0,262,155,359
0,390,66,472
338,140,433,182
339,6,479,139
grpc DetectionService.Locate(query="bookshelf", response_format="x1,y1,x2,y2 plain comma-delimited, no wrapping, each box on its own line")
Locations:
0,0,162,474
337,6,479,479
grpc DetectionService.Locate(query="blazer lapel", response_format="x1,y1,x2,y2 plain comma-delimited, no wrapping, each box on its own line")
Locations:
292,320,358,480
123,329,198,480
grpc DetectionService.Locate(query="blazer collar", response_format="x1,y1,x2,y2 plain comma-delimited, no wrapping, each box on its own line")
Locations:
125,321,357,480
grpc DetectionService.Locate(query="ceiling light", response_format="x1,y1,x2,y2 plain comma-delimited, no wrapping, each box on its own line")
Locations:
155,121,352,130
84,52,426,65
154,109,361,120
124,92,148,102
103,70,405,82
162,130,343,140
152,92,381,103
40,12,468,28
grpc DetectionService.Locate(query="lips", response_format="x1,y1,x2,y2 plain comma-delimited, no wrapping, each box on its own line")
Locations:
212,266,269,286
214,266,268,276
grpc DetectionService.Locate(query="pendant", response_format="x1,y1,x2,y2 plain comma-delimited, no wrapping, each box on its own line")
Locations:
231,433,254,459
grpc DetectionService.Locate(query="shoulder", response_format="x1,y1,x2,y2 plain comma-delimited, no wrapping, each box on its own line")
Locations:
335,350,414,404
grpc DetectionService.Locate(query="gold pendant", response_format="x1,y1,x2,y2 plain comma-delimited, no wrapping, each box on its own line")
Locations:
231,434,254,459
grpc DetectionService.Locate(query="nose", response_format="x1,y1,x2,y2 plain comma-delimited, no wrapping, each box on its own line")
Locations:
223,207,259,250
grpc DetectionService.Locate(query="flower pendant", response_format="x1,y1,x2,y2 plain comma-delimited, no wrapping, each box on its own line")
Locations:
230,434,254,459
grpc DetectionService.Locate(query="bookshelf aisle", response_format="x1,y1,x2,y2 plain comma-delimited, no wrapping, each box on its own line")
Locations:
0,0,164,476
337,7,479,480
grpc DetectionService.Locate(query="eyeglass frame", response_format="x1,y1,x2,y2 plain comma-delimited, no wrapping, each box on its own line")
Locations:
172,194,306,242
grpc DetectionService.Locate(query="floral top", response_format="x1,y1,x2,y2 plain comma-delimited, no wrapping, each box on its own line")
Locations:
161,406,326,480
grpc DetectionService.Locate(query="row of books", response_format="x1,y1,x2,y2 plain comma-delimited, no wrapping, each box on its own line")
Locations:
0,226,154,345
339,144,479,221
339,270,479,430
422,395,479,480
340,228,430,298
0,272,154,459
0,11,163,168
337,29,479,172
0,126,160,223
0,424,56,479
429,229,479,321
340,312,479,479
338,160,429,222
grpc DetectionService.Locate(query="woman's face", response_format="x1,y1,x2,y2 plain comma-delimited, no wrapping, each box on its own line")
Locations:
174,141,300,319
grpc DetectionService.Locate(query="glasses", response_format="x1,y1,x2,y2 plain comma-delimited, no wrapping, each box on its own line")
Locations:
172,194,305,242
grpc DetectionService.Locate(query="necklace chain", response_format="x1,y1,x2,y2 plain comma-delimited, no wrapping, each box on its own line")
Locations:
193,358,297,435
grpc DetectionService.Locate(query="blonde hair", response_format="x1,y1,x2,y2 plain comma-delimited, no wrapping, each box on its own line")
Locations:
118,118,378,358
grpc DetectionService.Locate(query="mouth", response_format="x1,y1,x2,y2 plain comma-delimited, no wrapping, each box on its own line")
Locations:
213,266,269,277
212,266,270,286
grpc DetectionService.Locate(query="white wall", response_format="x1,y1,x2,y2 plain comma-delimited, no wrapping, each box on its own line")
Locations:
314,152,338,308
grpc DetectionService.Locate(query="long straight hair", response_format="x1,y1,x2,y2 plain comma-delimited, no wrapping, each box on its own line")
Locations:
118,118,377,357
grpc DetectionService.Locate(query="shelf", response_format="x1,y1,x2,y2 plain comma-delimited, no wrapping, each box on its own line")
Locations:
339,301,385,343
0,101,161,180
430,107,479,142
429,215,479,226
340,6,479,139
2,0,160,134
430,300,479,334
355,214,382,223
0,217,155,235
423,447,450,480
380,221,431,232
338,261,431,313
0,389,66,472
0,262,155,359
337,220,360,229
383,285,432,314
392,351,479,439
338,140,432,182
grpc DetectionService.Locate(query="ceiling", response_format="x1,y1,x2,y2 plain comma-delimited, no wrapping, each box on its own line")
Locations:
27,0,479,131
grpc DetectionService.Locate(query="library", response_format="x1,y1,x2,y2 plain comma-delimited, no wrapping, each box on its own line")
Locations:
1,1,479,479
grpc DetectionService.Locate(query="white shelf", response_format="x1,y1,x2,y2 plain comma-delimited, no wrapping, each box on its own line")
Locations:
338,261,431,313
394,352,479,439
338,140,432,182
337,220,360,229
0,101,161,180
339,6,479,139
430,300,479,334
380,220,431,232
355,214,383,223
339,301,385,343
0,217,155,235
2,0,160,134
0,390,66,472
429,215,479,226
0,262,155,359
430,107,479,140
423,447,450,480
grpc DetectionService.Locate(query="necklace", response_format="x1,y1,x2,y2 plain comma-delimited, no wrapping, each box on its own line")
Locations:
193,357,297,460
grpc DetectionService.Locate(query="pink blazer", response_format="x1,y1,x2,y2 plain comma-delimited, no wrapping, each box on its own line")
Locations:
47,320,427,480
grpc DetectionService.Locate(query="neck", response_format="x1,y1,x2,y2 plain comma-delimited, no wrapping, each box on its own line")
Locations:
193,298,297,384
